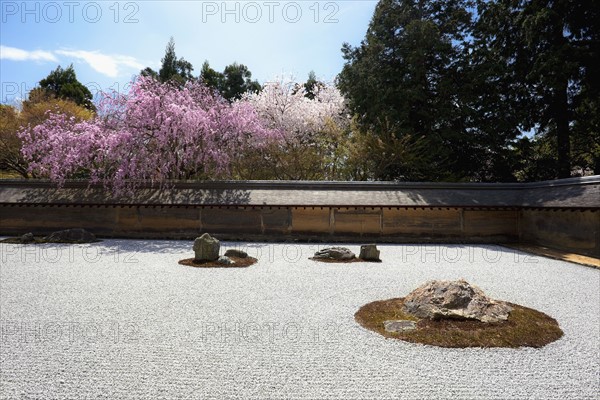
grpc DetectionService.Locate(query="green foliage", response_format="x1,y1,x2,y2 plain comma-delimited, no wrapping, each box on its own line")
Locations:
222,63,261,101
39,64,95,111
343,120,444,181
140,67,158,80
200,61,261,101
200,61,224,92
0,104,26,178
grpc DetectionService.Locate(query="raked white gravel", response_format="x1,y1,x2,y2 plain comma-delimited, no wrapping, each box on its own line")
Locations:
1,240,599,399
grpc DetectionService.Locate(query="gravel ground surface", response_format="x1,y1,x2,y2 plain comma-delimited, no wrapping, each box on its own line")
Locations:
1,240,599,400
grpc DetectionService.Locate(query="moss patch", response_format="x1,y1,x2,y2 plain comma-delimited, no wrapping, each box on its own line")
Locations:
355,297,563,348
309,257,381,263
178,256,257,268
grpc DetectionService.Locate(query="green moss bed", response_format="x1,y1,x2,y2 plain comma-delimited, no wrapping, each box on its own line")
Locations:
355,297,564,348
178,256,257,268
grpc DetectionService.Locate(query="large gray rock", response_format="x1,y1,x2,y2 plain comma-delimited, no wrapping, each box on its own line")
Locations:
313,247,356,260
403,279,513,323
44,229,97,243
359,244,380,261
193,233,220,262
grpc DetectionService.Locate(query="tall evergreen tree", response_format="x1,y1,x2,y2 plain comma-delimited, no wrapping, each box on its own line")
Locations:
141,37,194,85
475,0,599,178
337,0,474,181
303,71,323,100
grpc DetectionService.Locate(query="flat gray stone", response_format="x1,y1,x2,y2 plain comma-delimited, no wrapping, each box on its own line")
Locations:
384,320,417,333
224,249,248,258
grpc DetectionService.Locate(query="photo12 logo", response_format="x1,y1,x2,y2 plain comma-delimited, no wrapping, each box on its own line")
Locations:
1,81,132,104
1,2,140,24
200,1,339,24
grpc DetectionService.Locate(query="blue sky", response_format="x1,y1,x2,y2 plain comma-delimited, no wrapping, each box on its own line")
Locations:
1,0,377,104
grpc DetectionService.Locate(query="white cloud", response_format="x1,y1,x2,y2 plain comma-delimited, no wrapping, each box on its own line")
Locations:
0,45,58,62
1,45,144,78
56,49,145,78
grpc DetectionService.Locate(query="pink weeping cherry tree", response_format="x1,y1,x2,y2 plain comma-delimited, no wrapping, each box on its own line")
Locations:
18,76,279,193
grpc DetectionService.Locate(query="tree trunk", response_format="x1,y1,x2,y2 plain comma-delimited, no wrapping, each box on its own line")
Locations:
555,79,571,179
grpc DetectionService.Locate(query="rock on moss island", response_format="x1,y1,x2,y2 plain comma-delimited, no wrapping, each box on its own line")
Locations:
403,279,513,323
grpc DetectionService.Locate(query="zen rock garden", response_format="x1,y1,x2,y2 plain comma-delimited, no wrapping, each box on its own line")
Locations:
1,229,565,348
311,244,381,262
354,279,563,348
178,233,257,268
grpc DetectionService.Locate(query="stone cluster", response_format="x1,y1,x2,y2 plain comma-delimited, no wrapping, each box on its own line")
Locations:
193,233,248,265
312,244,381,261
5,228,98,244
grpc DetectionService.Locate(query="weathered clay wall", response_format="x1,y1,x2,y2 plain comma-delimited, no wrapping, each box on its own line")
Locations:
1,177,598,257
520,210,600,257
0,205,519,243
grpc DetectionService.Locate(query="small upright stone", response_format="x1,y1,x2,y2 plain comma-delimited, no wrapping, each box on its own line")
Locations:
193,233,220,262
359,244,380,261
